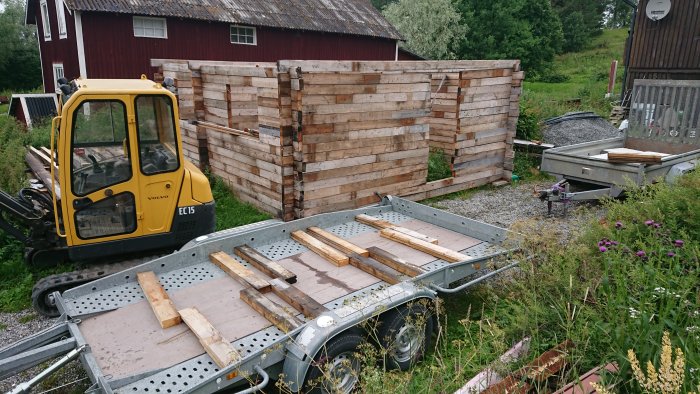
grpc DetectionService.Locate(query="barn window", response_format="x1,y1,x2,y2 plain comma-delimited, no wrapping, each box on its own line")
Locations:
55,0,67,38
230,25,256,45
133,16,167,39
40,0,51,41
52,64,64,89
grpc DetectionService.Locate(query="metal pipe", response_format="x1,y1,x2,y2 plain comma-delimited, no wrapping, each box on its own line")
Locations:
9,344,87,394
429,260,521,294
620,0,638,104
232,365,270,394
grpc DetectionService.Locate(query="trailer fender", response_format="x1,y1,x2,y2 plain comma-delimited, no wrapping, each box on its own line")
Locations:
281,282,435,392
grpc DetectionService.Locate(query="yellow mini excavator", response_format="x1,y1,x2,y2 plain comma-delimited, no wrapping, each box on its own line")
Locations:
0,76,215,316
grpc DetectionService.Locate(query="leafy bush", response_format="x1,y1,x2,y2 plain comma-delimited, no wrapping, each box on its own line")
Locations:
532,69,571,83
0,116,31,193
516,103,541,141
427,149,452,182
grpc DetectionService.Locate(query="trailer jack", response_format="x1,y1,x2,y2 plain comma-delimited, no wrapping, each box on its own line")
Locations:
537,180,613,215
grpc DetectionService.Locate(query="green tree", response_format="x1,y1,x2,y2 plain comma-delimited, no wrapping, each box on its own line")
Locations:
0,0,42,91
605,0,634,28
383,0,467,60
551,0,606,52
370,0,397,10
456,0,563,74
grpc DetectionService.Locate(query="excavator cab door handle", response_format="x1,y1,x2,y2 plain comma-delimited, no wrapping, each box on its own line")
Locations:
73,197,93,210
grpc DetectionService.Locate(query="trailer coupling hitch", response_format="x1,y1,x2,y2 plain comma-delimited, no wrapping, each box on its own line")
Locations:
536,181,571,215
9,344,87,394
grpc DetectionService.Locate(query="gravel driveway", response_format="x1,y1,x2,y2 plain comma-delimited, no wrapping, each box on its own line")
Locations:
0,179,605,393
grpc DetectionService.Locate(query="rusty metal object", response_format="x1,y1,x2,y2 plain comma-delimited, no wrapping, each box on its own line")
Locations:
553,363,619,394
482,340,575,394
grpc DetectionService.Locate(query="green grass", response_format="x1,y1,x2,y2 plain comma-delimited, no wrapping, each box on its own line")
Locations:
0,323,6,331
426,149,452,182
210,175,271,231
522,28,628,122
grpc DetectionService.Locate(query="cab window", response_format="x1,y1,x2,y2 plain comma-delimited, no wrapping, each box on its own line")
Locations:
135,95,179,175
71,100,131,196
75,192,137,239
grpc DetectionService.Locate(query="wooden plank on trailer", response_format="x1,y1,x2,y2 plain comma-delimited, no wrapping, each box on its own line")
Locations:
366,247,424,277
379,228,472,263
178,307,240,368
291,231,349,266
234,245,297,284
307,227,369,257
269,278,328,318
355,214,439,244
348,253,401,285
136,271,181,329
209,251,271,292
240,288,303,332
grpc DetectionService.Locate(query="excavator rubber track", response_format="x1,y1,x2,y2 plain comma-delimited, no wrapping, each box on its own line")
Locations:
32,255,164,317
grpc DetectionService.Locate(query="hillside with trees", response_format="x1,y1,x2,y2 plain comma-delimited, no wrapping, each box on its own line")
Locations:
377,0,634,75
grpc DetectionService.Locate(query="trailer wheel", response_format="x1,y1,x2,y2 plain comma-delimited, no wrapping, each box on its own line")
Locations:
378,303,433,371
304,332,363,394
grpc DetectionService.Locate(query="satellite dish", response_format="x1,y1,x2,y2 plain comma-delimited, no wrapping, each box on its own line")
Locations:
646,0,671,21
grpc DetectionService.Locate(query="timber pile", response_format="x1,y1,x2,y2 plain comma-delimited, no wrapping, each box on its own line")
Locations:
196,63,295,220
153,59,523,220
406,67,524,200
179,121,208,167
290,68,431,217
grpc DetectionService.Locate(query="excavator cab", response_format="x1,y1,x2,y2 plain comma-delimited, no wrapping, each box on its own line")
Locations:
0,76,216,316
49,76,215,262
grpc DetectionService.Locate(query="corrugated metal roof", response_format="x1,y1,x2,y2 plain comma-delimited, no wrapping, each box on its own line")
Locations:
60,0,403,40
9,94,58,127
26,97,58,121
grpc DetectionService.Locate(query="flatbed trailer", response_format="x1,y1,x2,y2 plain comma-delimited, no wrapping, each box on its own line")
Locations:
0,196,518,393
539,79,700,212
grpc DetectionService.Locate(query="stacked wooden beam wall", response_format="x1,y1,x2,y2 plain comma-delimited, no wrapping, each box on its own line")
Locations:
159,61,208,166
153,59,522,220
419,68,525,199
290,68,432,217
198,63,294,220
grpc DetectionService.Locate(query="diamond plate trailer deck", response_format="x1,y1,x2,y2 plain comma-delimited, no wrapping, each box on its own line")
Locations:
1,196,518,393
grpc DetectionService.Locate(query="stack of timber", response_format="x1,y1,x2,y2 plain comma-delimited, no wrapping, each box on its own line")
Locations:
179,121,208,167
159,61,206,167
290,68,432,217
197,63,295,220
403,67,524,200
154,59,524,220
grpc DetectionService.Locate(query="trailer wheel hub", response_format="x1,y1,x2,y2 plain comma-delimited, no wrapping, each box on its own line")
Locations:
327,352,359,394
392,324,421,363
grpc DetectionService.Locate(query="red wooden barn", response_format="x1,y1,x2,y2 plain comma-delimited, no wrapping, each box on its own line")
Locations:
25,0,403,93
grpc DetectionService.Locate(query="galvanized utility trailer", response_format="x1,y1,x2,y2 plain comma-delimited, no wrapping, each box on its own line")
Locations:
539,80,700,213
1,196,518,394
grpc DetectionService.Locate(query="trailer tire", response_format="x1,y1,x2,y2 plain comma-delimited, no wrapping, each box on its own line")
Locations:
378,303,433,371
303,332,363,394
